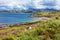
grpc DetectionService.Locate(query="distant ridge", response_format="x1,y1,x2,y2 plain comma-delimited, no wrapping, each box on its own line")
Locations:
0,8,59,13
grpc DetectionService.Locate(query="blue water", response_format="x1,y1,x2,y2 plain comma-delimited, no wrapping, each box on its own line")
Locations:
0,12,40,24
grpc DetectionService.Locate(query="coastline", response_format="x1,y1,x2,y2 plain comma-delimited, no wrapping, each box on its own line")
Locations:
0,17,49,28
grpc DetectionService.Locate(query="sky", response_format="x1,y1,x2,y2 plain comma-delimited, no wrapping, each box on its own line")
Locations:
0,0,60,10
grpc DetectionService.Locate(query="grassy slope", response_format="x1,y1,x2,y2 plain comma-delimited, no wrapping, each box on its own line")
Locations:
31,10,60,18
0,10,60,40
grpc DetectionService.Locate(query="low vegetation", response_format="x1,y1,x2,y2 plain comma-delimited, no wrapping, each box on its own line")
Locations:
0,10,60,40
31,10,60,18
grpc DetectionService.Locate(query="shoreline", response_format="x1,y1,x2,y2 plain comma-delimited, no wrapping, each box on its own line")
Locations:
0,17,49,28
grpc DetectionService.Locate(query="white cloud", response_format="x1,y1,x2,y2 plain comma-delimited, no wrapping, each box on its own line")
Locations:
0,0,60,10
0,0,31,10
53,0,60,10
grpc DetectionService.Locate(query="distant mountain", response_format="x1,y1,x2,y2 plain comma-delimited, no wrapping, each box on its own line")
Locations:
0,8,57,13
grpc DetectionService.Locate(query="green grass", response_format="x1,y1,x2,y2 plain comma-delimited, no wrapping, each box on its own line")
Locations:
31,10,60,17
0,10,60,40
